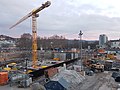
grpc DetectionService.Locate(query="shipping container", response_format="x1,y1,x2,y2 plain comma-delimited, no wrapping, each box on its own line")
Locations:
60,53,66,60
54,53,66,60
0,72,8,85
45,68,58,78
54,52,79,61
66,52,71,60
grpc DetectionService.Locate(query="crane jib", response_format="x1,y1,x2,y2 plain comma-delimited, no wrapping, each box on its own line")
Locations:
9,1,51,29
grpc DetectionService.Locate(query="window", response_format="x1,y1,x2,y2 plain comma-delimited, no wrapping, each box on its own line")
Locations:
119,43,120,46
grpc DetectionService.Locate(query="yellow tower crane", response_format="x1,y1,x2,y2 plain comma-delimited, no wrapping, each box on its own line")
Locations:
10,1,51,68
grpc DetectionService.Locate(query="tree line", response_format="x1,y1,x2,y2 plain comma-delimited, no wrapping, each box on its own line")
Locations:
16,33,99,50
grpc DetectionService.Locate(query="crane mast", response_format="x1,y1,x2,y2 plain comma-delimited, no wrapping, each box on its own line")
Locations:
32,14,38,68
10,1,51,68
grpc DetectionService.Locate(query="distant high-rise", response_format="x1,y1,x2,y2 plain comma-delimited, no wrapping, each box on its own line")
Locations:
99,34,108,48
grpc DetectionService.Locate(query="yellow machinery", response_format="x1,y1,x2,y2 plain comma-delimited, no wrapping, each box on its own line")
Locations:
10,1,51,68
90,63,104,72
3,67,11,71
85,60,104,72
53,58,60,61
107,54,115,60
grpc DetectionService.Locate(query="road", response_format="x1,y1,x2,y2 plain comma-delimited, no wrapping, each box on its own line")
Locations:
0,85,30,90
74,71,118,90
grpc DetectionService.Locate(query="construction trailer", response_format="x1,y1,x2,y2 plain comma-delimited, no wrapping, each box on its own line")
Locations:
53,52,79,61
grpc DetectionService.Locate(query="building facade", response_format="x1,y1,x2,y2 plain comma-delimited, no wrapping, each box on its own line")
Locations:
110,40,120,49
0,35,16,49
99,34,108,48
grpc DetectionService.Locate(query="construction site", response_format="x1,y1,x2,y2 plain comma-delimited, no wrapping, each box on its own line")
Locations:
1,1,120,90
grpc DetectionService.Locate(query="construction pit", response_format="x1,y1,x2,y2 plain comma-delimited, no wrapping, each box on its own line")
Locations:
1,50,120,90
0,58,120,90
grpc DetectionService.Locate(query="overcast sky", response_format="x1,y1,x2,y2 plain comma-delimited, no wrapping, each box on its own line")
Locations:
1,0,120,40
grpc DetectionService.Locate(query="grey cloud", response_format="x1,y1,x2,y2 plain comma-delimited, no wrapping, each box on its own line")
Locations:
0,0,120,40
78,4,102,13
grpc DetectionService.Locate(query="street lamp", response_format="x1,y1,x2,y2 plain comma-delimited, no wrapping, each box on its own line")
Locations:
79,30,83,70
50,42,53,51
